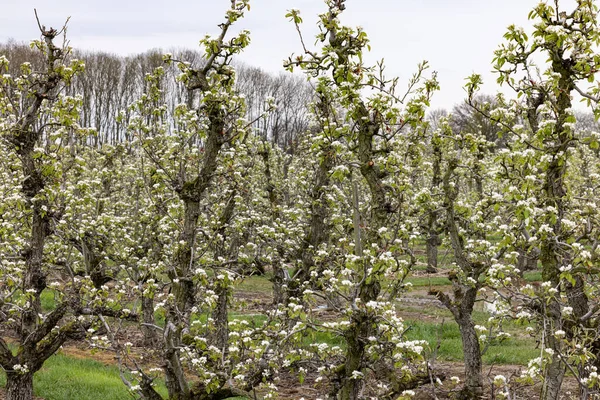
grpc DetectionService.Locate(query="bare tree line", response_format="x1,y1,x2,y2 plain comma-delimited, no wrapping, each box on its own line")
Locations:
0,40,313,150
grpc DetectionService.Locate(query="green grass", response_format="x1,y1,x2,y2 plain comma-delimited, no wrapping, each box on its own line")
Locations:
524,271,542,282
406,276,451,287
302,327,346,347
404,319,539,365
41,289,57,312
0,350,255,400
407,270,542,288
0,352,169,400
230,313,268,324
235,267,453,290
34,355,136,400
237,274,274,293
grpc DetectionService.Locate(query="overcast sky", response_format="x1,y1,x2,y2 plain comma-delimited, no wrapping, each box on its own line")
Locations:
0,0,580,110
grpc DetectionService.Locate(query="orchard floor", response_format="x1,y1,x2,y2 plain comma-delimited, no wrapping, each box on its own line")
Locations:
0,349,582,400
0,268,582,399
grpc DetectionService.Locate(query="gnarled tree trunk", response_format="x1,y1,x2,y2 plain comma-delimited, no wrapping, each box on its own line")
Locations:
457,313,483,399
5,373,34,400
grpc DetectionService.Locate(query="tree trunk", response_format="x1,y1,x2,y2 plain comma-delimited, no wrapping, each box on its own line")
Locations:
259,145,287,306
338,344,362,399
539,242,565,400
271,265,287,305
141,294,159,347
440,157,485,398
536,52,578,400
6,372,34,400
209,188,237,351
288,147,333,301
457,316,483,399
338,314,368,400
338,281,380,400
541,339,564,400
210,284,229,352
517,247,539,273
425,233,440,273
163,322,190,400
172,200,200,320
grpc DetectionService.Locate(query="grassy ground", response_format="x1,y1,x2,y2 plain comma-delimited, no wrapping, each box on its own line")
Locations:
1,250,544,399
404,315,538,365
0,353,153,400
239,268,543,367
